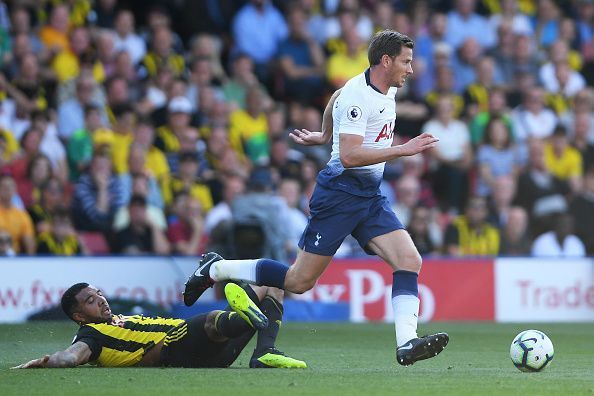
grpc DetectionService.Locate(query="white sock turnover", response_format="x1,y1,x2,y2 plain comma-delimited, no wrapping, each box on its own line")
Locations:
392,294,420,347
208,259,259,283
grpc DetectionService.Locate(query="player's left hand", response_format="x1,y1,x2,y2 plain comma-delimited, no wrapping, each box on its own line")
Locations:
399,132,439,156
11,355,50,369
289,129,326,146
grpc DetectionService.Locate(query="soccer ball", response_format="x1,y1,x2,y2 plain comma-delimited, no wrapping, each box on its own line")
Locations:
509,329,554,372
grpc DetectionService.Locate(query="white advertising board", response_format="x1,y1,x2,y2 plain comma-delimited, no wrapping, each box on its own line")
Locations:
495,258,594,322
0,257,213,323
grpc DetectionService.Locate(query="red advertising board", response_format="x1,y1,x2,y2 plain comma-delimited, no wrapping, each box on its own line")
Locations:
292,258,495,322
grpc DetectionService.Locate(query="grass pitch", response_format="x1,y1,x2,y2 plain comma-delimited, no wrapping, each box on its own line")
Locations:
1,321,593,396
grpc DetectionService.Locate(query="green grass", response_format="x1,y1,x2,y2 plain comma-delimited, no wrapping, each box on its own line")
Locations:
1,321,593,395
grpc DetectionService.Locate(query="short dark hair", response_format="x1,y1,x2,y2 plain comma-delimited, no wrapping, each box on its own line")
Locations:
61,282,89,321
368,30,414,66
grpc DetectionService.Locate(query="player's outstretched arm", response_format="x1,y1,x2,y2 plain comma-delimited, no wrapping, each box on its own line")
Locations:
289,89,341,146
340,132,439,168
11,341,92,369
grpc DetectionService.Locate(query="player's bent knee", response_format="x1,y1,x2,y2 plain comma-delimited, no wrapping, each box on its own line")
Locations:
204,311,222,340
398,251,422,272
285,278,316,294
266,287,284,302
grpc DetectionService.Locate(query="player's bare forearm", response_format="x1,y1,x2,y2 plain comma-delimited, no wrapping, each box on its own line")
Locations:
340,133,439,168
321,89,341,143
290,89,341,146
12,342,91,369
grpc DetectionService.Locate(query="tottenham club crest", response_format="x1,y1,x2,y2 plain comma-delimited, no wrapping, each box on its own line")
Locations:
347,105,362,122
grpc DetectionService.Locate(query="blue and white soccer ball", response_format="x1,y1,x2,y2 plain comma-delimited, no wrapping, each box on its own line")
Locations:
509,329,554,372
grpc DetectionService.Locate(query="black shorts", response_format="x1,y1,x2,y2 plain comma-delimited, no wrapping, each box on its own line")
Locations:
160,312,256,368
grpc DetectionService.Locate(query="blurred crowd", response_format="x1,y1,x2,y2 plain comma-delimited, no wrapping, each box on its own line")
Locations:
0,0,593,259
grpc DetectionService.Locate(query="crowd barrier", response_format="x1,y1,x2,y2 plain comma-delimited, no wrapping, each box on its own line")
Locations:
1,257,593,323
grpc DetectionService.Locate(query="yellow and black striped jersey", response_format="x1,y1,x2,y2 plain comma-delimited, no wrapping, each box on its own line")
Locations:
73,314,185,367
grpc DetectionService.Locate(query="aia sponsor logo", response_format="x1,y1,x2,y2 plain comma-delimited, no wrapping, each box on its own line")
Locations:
375,122,394,142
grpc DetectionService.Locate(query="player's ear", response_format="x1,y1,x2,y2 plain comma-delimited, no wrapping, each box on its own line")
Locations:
72,311,84,325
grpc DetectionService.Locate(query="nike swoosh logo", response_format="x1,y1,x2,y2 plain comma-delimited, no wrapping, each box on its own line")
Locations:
399,344,413,351
380,108,385,113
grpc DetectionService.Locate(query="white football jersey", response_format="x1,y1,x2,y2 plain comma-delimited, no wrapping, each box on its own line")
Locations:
317,69,397,196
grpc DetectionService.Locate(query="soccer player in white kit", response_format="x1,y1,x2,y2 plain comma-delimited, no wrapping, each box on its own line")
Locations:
184,30,449,366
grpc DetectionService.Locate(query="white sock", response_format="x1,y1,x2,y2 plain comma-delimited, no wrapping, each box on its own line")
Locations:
392,294,420,347
208,259,259,283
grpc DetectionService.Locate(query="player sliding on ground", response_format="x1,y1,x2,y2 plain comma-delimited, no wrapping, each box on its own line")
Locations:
12,282,305,369
184,29,448,366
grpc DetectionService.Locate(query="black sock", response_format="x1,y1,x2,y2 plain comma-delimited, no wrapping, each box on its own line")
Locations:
255,296,283,354
214,311,251,338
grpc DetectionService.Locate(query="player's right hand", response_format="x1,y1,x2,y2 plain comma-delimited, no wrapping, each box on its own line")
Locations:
399,132,439,156
11,355,50,369
289,129,326,146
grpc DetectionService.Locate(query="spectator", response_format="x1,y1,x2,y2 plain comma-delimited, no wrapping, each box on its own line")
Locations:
163,151,213,212
326,26,368,90
39,4,70,54
188,34,227,84
423,94,473,213
222,53,268,111
112,9,146,65
275,3,325,103
531,212,585,257
113,173,166,233
0,173,35,254
142,26,185,78
204,174,246,235
36,207,85,256
231,167,291,262
130,118,170,191
513,139,570,237
229,87,270,165
469,87,514,146
533,0,562,48
544,125,583,192
67,105,106,180
511,87,558,143
450,38,483,93
462,57,503,119
488,175,518,229
278,178,308,256
19,153,53,209
71,151,126,233
407,205,439,256
569,165,594,254
167,196,206,256
424,65,465,119
52,26,105,83
155,96,197,154
0,227,15,256
10,6,45,58
571,111,594,172
444,196,500,256
110,194,170,255
117,144,164,209
446,0,496,49
58,73,105,140
499,206,531,256
475,117,524,197
27,177,66,234
232,0,288,82
510,34,540,84
4,127,43,186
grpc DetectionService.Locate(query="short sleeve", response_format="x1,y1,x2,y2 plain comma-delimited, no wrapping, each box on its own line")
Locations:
336,88,369,137
73,326,102,362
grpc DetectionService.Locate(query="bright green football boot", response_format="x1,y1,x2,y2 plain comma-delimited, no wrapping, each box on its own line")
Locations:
224,283,268,330
250,348,307,368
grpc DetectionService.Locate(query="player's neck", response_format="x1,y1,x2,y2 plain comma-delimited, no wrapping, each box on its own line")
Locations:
368,66,390,95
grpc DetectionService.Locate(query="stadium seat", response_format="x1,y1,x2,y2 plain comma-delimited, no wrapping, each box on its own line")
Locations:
78,232,110,255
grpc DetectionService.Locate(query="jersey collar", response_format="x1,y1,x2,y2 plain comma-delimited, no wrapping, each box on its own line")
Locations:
364,68,384,95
